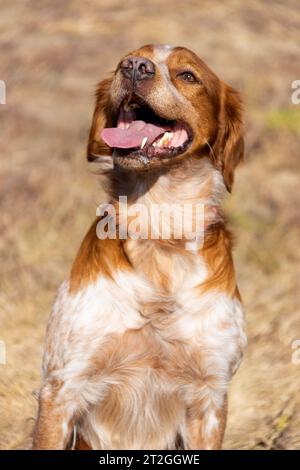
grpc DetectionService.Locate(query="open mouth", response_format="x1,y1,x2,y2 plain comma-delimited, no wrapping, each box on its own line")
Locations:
101,97,192,162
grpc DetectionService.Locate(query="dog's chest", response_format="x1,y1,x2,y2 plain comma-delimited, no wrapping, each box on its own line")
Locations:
45,250,245,450
46,249,243,378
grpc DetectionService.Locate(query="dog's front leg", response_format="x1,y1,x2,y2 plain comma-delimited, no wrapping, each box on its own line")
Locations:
185,394,228,450
32,384,74,450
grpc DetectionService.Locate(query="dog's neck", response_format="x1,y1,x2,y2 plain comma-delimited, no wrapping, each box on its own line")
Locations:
102,156,226,248
112,155,225,200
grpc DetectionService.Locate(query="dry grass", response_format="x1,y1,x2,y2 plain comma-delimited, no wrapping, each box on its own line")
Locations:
0,0,300,449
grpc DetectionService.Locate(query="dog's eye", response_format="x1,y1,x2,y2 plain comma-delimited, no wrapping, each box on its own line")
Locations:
178,71,197,83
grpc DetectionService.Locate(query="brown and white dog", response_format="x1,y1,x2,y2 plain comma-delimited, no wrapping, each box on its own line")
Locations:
33,44,247,450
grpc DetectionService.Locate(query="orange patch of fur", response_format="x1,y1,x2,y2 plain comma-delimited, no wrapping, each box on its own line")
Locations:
200,223,237,296
69,219,131,292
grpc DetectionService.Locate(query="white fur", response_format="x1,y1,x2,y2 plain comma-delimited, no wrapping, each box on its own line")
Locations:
117,158,226,250
205,410,219,437
152,44,189,104
153,44,174,63
43,273,149,397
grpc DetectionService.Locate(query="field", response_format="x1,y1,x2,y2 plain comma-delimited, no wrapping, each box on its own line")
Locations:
0,0,300,449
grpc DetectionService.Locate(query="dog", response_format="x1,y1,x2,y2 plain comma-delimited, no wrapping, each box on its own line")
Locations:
33,44,247,450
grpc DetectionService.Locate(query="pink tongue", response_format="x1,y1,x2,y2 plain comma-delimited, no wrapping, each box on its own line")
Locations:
101,121,167,149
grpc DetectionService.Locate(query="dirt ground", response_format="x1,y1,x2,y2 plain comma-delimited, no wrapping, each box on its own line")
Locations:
0,0,300,450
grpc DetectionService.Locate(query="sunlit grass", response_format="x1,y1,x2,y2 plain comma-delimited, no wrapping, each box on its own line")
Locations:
266,107,300,134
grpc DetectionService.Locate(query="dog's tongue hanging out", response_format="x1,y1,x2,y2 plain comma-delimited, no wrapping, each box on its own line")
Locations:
100,104,170,149
101,120,167,149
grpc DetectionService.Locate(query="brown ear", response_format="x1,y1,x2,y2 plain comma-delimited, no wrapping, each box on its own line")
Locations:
212,84,244,192
87,77,114,161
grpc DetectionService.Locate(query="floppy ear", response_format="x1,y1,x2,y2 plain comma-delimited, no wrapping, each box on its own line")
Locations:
87,77,114,161
212,84,244,192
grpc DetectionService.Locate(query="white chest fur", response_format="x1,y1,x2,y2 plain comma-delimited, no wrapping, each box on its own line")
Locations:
44,261,245,385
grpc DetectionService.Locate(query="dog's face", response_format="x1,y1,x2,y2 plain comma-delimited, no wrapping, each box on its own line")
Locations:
88,44,244,190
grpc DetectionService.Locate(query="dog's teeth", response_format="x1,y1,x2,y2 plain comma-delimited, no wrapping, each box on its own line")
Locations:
165,132,173,144
157,131,172,147
153,142,157,147
157,134,165,147
141,137,148,149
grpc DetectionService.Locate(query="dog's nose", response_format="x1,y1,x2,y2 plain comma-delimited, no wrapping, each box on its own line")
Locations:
120,56,155,81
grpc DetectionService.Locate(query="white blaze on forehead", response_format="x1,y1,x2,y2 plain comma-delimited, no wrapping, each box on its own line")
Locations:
152,45,188,105
152,44,174,63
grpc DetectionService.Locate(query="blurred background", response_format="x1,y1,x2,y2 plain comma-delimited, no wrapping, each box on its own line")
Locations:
0,0,300,449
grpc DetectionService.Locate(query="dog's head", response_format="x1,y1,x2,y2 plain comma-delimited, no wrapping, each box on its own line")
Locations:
88,44,244,191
